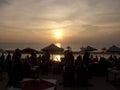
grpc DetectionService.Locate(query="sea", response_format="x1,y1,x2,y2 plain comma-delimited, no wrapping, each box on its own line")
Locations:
0,43,120,62
0,52,120,62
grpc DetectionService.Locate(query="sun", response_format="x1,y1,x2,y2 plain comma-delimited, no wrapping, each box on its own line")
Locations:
54,29,63,39
55,32,62,39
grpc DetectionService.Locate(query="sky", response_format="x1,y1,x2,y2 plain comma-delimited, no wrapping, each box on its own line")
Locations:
0,0,120,50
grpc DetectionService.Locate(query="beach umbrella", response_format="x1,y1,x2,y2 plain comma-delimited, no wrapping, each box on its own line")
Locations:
21,48,38,54
84,46,97,52
107,45,120,53
41,44,64,60
41,44,64,53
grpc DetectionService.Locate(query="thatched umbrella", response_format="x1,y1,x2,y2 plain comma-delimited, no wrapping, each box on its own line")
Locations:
41,44,64,60
80,46,97,52
107,45,120,54
84,46,97,52
21,48,38,54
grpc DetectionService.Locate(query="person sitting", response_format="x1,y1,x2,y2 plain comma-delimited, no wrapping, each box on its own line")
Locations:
23,59,32,78
76,62,88,87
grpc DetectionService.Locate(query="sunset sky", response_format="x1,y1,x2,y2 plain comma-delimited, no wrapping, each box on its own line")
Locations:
0,0,120,50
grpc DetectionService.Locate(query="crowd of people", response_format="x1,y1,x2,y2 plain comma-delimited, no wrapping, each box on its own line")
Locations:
62,50,120,87
0,48,120,87
0,48,51,87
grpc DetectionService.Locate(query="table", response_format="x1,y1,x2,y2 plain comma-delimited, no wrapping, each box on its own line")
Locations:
31,65,40,78
31,66,39,71
8,79,57,90
106,68,120,83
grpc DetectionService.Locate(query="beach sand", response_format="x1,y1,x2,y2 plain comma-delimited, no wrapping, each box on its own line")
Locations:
0,72,120,90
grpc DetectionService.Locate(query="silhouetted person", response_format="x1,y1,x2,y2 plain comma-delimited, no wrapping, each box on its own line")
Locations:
38,54,42,63
107,55,114,68
115,57,120,69
6,52,12,87
0,53,5,75
76,62,88,87
65,50,74,66
41,54,45,62
83,51,90,68
113,55,118,61
41,53,49,75
12,48,23,87
99,57,107,76
26,55,30,63
23,59,32,78
75,55,82,65
45,51,50,62
94,56,99,63
30,52,37,66
108,55,114,62
63,50,75,87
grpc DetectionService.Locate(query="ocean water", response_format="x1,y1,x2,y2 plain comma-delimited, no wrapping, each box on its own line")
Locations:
1,53,119,62
0,43,120,62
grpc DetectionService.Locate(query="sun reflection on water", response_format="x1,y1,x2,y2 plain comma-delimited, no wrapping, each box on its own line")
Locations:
53,55,61,62
55,43,61,48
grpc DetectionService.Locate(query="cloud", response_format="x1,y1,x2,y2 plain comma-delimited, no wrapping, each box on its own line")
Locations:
0,0,9,7
0,0,120,48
